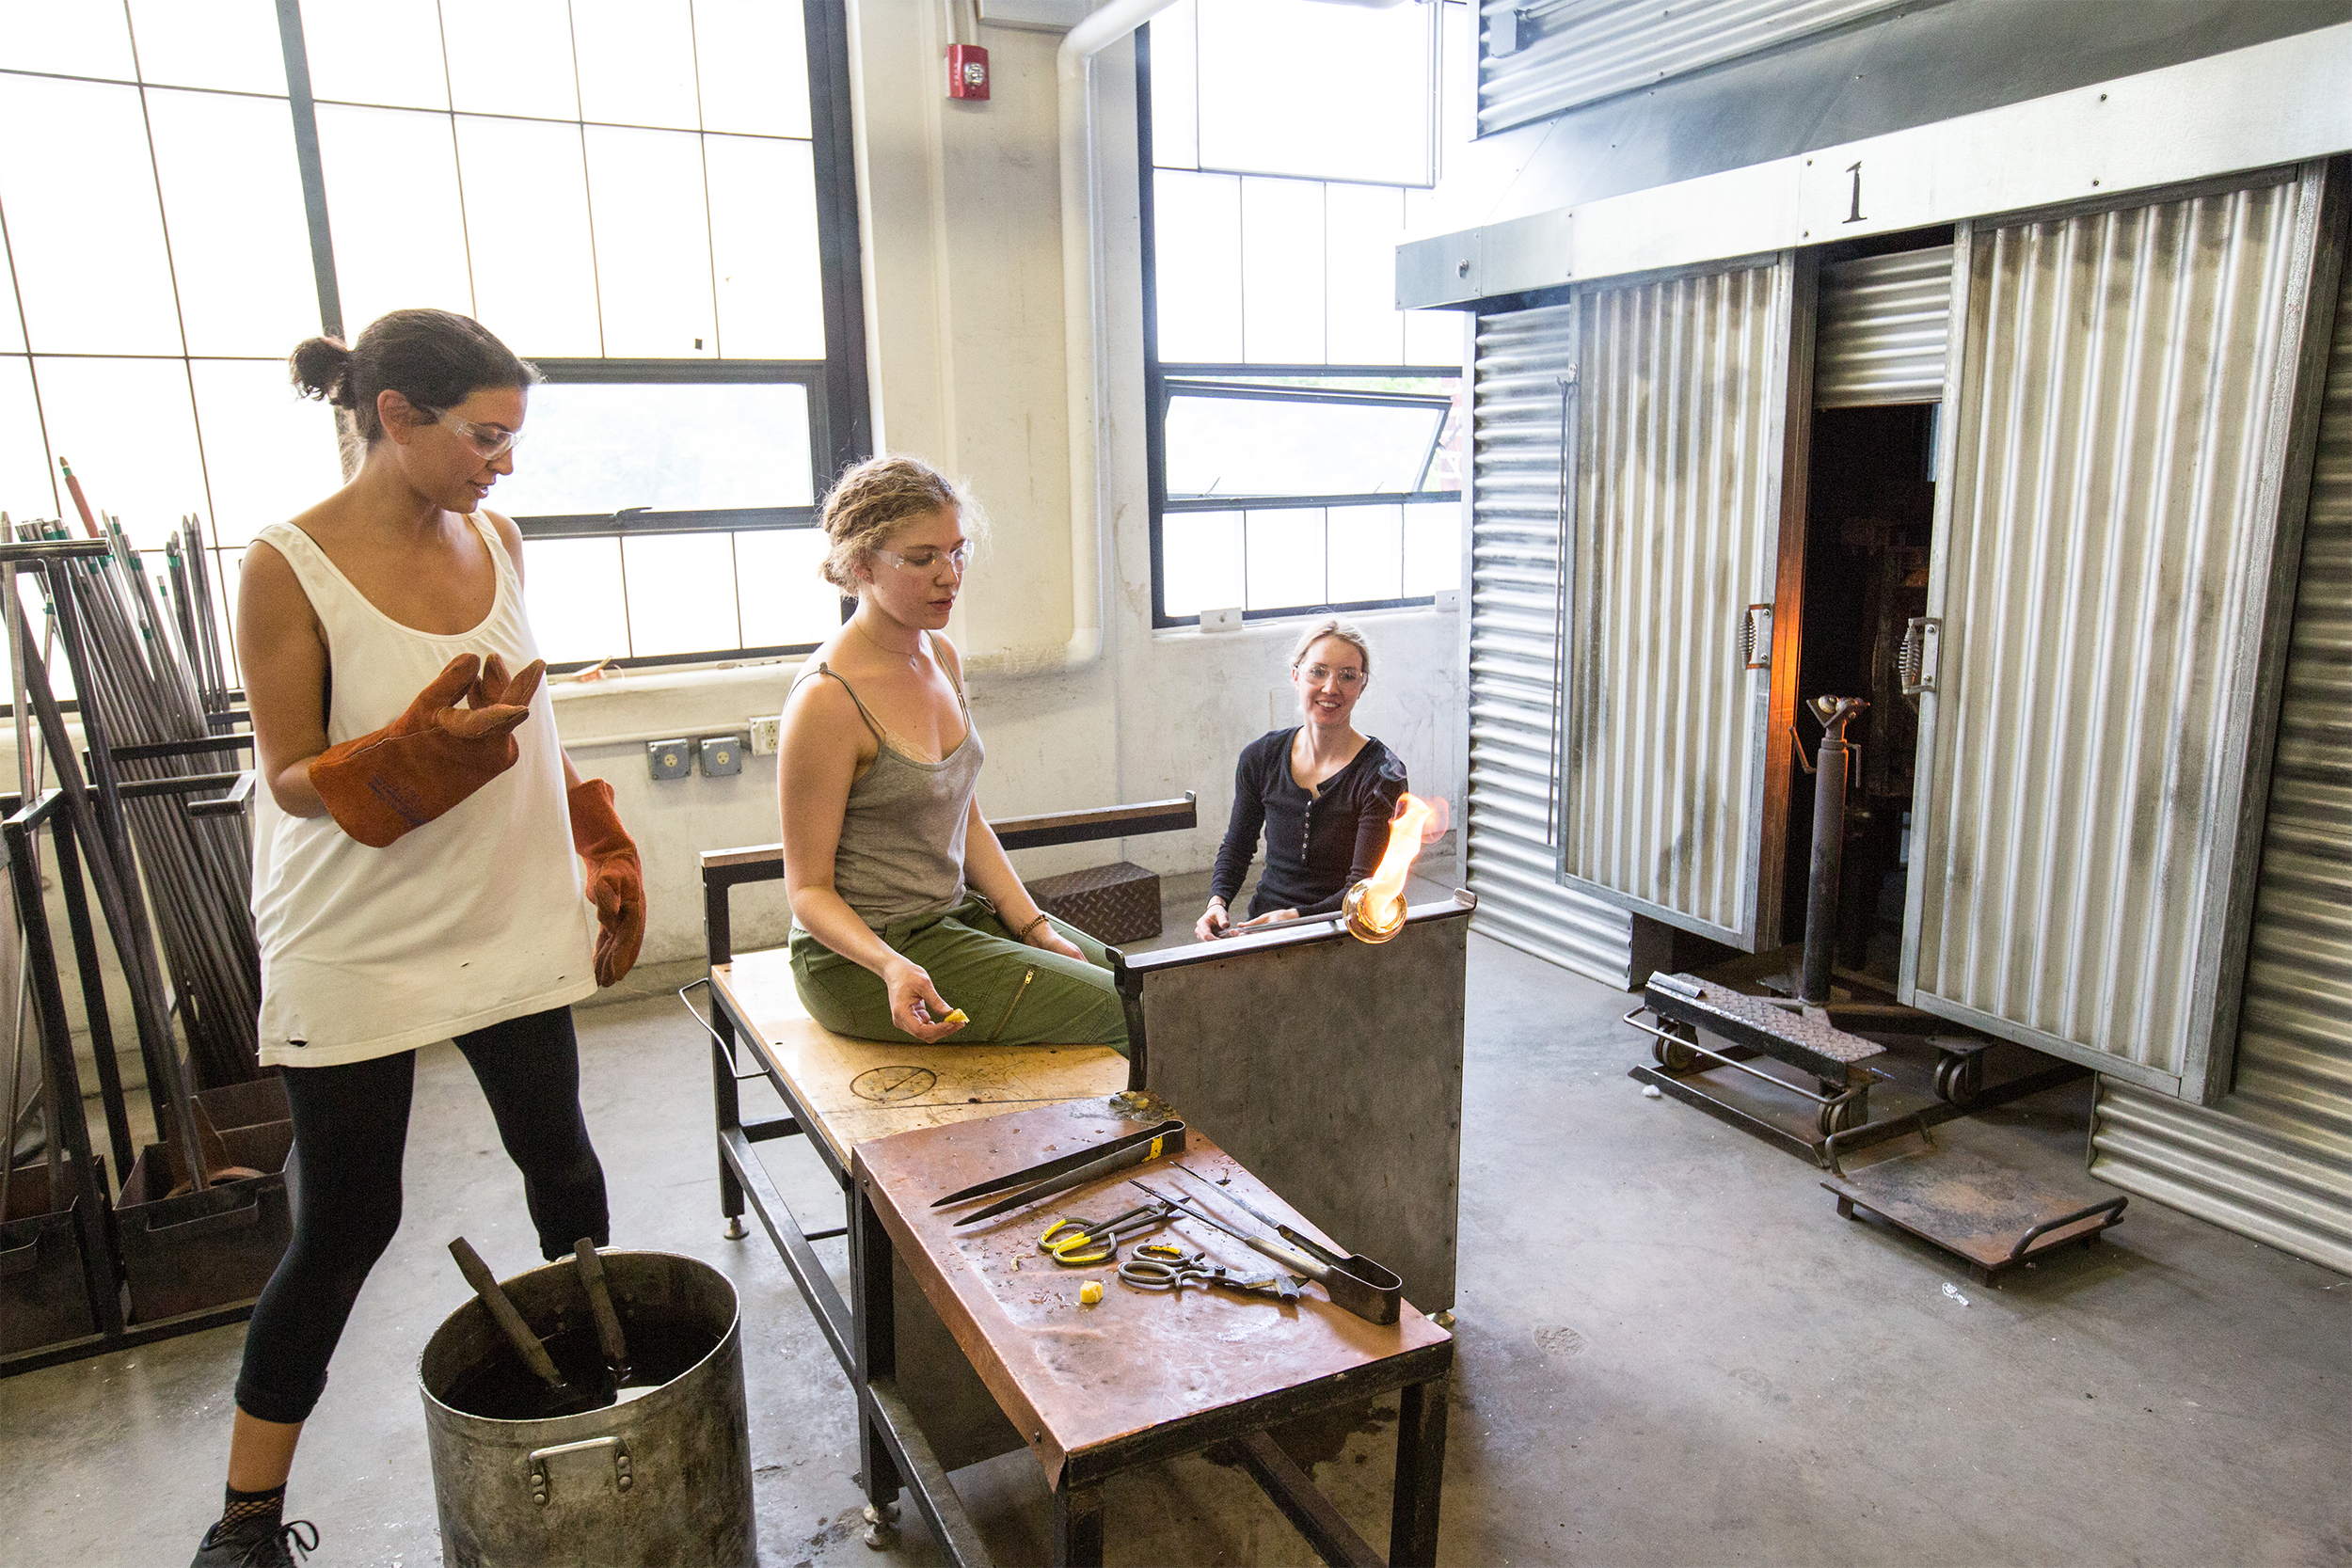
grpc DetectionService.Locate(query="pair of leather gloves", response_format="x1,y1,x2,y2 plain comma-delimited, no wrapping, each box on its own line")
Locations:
309,653,645,987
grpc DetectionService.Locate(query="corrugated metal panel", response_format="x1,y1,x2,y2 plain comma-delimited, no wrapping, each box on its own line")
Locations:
1479,0,1915,135
1558,260,1788,945
1466,300,1635,985
2090,251,2352,1276
1905,176,2310,1093
1815,245,1952,407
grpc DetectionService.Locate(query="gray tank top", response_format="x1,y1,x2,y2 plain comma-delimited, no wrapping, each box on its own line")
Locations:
801,657,983,928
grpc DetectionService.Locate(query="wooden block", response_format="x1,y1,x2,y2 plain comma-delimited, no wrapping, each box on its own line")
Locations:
711,948,1128,1167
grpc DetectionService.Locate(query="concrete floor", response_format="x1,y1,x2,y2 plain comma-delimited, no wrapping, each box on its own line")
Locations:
4,867,2349,1566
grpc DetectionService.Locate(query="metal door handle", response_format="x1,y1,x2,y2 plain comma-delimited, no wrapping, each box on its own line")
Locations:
1742,604,1772,671
1899,617,1941,695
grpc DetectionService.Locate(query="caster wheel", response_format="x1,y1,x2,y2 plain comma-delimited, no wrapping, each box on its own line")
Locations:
1934,1053,1982,1105
1818,1096,1861,1137
1652,1024,1699,1073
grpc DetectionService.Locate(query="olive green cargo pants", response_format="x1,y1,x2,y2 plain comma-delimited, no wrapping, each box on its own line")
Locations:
788,895,1128,1053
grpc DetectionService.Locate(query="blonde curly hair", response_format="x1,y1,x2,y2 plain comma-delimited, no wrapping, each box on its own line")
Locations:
817,455,985,591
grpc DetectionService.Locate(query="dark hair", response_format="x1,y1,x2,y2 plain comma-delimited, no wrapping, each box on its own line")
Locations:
289,309,538,443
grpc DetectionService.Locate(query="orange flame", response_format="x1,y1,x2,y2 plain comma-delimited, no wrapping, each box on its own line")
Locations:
1343,793,1448,943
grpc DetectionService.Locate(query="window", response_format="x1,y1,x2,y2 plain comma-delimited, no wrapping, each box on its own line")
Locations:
0,0,866,675
1142,0,1473,627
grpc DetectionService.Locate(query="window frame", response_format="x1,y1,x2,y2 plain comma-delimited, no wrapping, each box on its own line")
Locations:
1138,21,1463,631
278,1,869,672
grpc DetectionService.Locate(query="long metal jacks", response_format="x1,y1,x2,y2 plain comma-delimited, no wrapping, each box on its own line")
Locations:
1801,696,1868,1008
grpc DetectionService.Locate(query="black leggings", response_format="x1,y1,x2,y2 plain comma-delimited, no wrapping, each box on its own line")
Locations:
233,1006,608,1425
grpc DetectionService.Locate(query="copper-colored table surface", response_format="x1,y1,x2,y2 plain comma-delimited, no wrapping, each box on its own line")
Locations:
851,1095,1453,1491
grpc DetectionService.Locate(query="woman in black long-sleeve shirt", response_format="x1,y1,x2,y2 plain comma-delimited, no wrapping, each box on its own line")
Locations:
1196,619,1408,939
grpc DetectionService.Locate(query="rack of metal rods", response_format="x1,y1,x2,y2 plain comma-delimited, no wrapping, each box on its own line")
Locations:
39,515,259,1090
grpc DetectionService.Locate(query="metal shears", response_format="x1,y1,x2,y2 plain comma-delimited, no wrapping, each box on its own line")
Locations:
1116,1242,1299,1302
1038,1202,1173,1265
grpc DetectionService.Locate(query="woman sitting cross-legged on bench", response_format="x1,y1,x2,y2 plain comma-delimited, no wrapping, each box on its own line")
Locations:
776,455,1127,1053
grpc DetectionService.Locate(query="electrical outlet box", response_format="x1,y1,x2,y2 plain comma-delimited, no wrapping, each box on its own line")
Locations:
698,734,744,777
647,738,693,781
747,715,781,754
1200,606,1244,633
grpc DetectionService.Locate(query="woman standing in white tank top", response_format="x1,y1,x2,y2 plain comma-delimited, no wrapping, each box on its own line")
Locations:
189,310,646,1568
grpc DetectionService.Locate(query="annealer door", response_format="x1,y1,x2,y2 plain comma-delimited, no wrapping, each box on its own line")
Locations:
1899,166,2344,1103
1551,253,1809,950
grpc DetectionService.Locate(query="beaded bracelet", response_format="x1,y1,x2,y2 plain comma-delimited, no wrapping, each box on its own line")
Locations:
1015,911,1052,943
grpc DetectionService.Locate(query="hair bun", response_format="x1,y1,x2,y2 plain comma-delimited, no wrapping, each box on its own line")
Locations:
288,336,356,406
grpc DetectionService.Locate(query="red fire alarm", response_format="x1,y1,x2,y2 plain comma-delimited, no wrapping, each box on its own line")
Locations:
947,43,990,101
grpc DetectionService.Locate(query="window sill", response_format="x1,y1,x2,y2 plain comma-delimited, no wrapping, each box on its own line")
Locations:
1148,599,1459,645
549,654,805,750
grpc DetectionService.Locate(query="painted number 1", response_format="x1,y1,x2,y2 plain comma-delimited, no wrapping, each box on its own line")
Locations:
1844,161,1865,225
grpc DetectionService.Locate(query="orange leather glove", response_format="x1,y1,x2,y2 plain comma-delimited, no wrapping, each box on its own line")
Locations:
309,653,545,847
568,778,644,987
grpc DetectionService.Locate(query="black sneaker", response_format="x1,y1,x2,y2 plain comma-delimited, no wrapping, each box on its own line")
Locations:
189,1515,318,1567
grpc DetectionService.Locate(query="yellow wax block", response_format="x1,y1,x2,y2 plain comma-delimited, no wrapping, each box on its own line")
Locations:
1079,1281,1104,1306
940,1007,970,1026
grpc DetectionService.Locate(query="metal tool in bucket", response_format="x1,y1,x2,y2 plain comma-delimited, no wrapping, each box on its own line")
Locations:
420,1247,757,1567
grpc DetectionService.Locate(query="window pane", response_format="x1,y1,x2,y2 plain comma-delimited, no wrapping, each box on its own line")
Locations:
206,546,243,679
1403,500,1459,594
1152,171,1240,363
33,356,205,548
0,78,182,355
1146,0,1199,171
584,125,716,357
1325,182,1406,366
1160,508,1243,621
0,357,57,522
2,5,135,77
149,89,319,356
623,531,737,656
316,104,474,333
1403,300,1462,366
0,236,20,354
440,0,578,120
735,529,838,647
298,0,449,109
1195,0,1431,186
522,536,627,663
1240,177,1324,364
127,0,285,94
455,115,601,357
188,359,343,547
1244,509,1324,611
491,382,814,518
694,0,811,139
1327,504,1403,605
707,135,824,359
1164,391,1445,499
572,0,698,129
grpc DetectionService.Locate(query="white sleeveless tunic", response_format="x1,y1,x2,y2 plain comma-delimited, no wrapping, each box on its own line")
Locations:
248,515,597,1069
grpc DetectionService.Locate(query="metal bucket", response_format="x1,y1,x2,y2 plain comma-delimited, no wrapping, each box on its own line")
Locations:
419,1249,757,1567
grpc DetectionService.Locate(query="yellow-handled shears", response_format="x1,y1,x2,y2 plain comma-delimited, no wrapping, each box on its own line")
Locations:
1038,1202,1171,1266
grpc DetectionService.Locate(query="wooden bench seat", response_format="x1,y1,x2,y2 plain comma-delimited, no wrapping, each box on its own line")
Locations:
710,949,1128,1167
